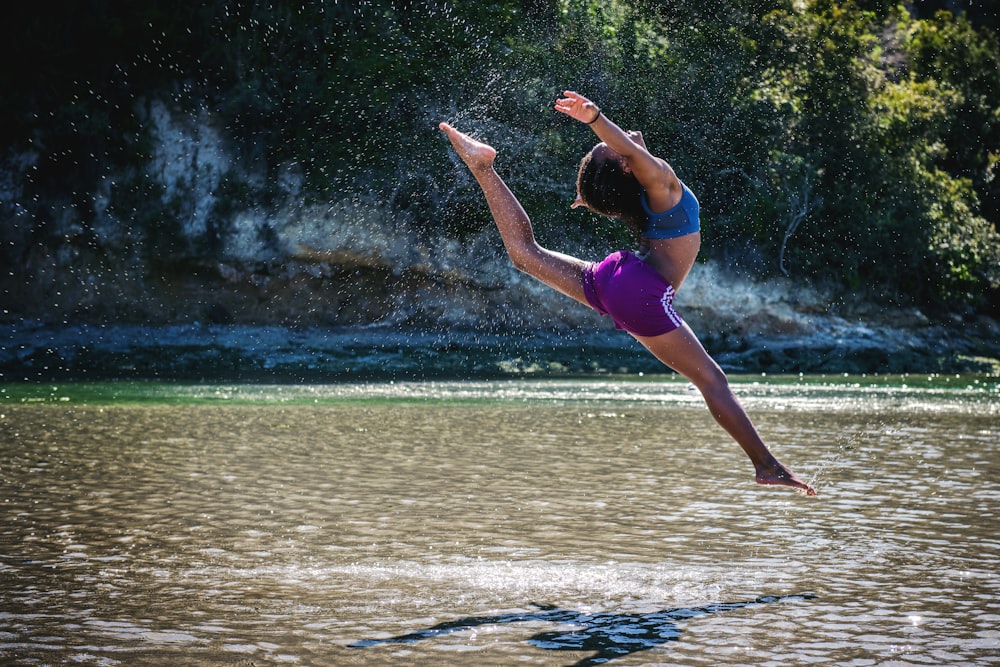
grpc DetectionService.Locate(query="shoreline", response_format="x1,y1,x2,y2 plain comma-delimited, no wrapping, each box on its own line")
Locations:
3,317,998,383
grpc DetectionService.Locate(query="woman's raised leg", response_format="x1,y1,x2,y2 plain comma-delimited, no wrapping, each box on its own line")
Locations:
636,324,817,495
439,123,590,305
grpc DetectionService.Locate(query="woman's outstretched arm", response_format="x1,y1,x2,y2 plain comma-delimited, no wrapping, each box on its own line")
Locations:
555,90,680,211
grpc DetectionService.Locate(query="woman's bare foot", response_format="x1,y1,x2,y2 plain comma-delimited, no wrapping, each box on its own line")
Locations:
439,122,497,171
755,460,817,496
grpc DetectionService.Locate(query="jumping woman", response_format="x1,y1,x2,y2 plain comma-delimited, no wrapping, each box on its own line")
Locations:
439,90,816,496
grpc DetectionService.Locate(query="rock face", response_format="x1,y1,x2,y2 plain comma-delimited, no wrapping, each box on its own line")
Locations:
2,99,999,378
4,246,999,379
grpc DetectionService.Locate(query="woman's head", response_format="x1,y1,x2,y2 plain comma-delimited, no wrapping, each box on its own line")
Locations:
573,144,645,238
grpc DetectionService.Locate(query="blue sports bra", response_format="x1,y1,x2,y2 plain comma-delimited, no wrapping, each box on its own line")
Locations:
640,181,700,239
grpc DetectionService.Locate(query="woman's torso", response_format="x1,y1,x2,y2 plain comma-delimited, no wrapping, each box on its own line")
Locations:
639,234,700,292
638,179,701,291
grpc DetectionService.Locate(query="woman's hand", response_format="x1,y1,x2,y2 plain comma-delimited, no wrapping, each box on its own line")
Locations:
555,91,646,150
626,130,647,150
554,90,601,124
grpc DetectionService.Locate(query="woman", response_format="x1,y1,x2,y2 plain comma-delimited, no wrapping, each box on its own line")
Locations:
439,90,816,496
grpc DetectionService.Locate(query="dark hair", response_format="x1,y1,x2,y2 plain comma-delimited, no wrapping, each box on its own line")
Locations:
576,148,646,240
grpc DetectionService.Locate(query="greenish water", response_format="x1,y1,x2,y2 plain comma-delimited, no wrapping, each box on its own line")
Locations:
1,377,998,665
2,373,996,405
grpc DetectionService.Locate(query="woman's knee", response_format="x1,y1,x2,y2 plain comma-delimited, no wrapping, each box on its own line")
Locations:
686,358,729,394
640,327,726,386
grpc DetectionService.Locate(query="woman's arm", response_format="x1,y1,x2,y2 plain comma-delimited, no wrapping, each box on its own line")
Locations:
555,90,680,211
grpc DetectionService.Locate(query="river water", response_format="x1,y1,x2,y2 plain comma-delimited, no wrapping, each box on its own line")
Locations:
1,376,997,666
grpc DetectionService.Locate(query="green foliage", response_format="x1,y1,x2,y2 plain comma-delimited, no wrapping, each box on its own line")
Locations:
693,0,1000,305
2,0,998,310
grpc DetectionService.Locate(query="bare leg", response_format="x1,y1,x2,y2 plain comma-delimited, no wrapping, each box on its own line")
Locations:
439,123,590,304
637,324,817,496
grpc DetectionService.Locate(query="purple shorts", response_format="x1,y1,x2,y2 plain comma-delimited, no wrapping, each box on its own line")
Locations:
582,251,683,337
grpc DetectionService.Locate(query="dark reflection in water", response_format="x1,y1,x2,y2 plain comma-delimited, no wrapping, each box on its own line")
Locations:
351,594,817,666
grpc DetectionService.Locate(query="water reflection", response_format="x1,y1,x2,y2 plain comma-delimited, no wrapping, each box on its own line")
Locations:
1,378,997,665
351,595,817,666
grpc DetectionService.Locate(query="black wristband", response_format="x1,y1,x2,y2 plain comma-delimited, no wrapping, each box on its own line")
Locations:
586,108,602,124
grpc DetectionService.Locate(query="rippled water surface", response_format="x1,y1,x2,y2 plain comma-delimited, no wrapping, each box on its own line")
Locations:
2,376,998,665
